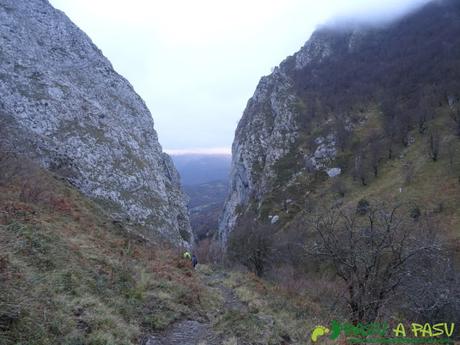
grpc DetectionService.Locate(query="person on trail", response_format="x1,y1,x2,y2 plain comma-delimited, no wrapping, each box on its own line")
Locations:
192,254,198,269
183,251,191,260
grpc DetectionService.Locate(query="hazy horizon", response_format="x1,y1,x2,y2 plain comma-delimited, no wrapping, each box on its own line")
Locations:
49,0,431,154
165,147,231,156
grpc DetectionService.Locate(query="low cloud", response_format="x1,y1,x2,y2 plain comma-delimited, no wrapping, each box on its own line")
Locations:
326,0,433,28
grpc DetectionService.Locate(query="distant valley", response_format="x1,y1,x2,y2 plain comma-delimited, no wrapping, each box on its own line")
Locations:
171,154,231,242
171,154,231,185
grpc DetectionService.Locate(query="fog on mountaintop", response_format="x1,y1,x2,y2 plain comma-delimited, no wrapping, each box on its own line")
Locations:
49,0,434,153
326,0,432,28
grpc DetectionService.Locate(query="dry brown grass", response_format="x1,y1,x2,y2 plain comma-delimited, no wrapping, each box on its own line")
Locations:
0,155,216,344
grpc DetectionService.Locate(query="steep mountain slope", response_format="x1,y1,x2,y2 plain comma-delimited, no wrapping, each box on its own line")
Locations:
0,0,192,244
219,0,460,244
0,157,208,344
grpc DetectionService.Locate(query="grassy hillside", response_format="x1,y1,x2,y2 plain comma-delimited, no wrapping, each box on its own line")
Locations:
339,115,460,237
0,154,334,344
271,107,460,238
0,156,216,345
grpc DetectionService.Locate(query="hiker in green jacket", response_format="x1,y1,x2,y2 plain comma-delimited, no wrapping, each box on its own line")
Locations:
183,251,191,260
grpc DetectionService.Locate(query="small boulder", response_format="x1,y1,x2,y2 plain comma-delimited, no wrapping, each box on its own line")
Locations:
327,167,341,177
271,215,280,224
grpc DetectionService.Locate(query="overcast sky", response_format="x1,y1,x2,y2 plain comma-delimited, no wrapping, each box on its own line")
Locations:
49,0,430,154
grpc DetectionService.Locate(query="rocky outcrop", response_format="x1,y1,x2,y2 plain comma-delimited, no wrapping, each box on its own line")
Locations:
218,32,343,245
218,67,299,245
0,0,192,244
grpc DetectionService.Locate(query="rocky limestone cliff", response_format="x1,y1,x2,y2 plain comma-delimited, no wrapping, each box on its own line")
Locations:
218,68,299,245
218,0,460,245
218,29,354,244
0,0,192,244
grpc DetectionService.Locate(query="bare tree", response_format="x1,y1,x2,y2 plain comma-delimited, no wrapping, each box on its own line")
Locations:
307,203,438,323
414,93,435,135
331,178,347,198
382,102,398,160
428,129,441,162
415,107,428,134
396,111,412,147
399,249,460,323
352,148,368,186
228,212,275,277
403,160,416,185
450,108,460,137
368,135,384,178
447,144,456,170
396,215,460,323
0,150,22,187
334,114,351,152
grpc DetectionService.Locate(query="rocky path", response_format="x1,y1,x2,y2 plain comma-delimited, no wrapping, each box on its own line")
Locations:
144,320,220,345
206,271,247,313
143,269,242,345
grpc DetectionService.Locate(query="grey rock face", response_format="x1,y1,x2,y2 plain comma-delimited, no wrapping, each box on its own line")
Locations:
0,0,192,244
309,134,337,170
218,30,348,246
218,67,299,245
294,31,333,70
218,28,343,245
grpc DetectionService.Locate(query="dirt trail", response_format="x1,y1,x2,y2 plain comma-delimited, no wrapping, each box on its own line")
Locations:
207,271,247,313
144,320,220,345
143,270,242,345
